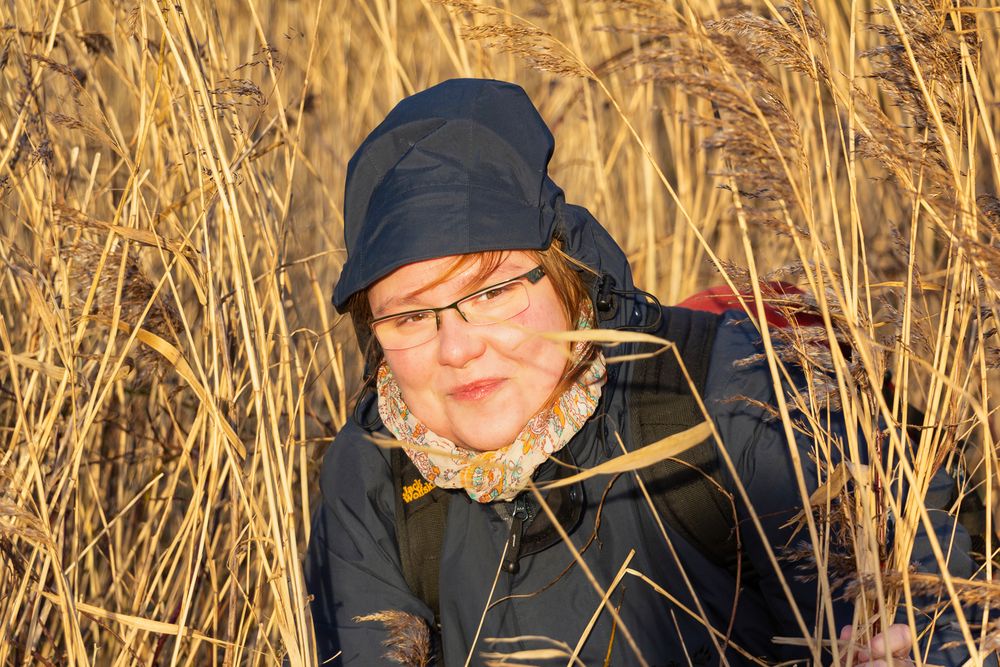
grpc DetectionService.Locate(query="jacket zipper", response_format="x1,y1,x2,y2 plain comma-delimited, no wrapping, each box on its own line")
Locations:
502,495,530,574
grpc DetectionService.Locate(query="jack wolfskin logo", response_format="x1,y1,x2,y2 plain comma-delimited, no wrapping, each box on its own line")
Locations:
402,478,435,503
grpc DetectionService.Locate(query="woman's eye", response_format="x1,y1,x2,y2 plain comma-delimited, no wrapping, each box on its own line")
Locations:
394,312,433,328
476,283,516,302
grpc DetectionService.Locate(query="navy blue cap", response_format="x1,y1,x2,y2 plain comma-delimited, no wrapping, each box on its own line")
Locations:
332,78,563,311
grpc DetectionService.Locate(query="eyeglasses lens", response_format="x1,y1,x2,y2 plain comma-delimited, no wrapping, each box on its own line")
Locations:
373,281,530,350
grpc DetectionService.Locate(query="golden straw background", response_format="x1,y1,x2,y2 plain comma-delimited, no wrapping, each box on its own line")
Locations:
1,0,999,664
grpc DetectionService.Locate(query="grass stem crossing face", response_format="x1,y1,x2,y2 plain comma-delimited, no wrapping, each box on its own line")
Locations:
368,253,571,451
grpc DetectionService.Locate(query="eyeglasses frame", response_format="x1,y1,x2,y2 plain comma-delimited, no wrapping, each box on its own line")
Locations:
370,266,547,350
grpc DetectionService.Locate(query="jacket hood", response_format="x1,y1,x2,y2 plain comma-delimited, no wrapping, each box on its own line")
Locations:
334,78,636,331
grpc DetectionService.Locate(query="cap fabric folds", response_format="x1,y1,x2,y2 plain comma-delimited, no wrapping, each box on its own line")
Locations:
333,78,563,311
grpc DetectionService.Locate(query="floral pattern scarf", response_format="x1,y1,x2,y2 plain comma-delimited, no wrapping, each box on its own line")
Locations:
376,341,606,503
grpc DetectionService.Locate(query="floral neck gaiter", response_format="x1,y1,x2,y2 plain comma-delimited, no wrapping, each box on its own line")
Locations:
376,342,606,503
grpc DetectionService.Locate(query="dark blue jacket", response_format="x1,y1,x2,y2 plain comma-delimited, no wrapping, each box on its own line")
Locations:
306,78,981,666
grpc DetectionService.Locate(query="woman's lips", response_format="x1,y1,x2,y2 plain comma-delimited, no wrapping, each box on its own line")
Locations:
448,378,505,401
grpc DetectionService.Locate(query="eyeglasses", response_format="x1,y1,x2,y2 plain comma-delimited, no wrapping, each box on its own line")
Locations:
370,266,546,350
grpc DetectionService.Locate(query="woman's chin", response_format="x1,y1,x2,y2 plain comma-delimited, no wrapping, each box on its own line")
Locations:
442,399,526,452
453,423,521,452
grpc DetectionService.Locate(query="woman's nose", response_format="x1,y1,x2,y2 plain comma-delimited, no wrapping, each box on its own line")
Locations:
435,309,487,368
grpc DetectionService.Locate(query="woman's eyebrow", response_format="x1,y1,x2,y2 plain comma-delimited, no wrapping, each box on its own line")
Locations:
374,264,530,316
372,292,426,317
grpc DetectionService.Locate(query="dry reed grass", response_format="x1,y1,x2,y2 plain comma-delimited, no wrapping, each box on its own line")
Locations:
1,0,999,664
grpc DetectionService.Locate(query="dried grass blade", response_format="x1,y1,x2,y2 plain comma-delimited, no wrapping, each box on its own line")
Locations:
57,206,193,256
780,461,854,533
568,550,635,666
540,329,670,347
540,422,713,490
2,352,68,382
99,223,205,306
103,318,247,459
38,591,234,647
481,648,571,659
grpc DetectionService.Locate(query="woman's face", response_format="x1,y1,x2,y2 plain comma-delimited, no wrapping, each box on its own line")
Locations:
368,252,572,451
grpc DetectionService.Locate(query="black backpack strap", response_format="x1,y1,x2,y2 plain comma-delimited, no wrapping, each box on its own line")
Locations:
630,307,743,576
392,447,449,625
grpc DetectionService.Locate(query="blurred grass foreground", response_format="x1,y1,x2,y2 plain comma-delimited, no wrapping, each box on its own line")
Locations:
1,0,1000,664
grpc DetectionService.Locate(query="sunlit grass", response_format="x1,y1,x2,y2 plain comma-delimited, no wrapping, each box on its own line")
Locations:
1,0,998,664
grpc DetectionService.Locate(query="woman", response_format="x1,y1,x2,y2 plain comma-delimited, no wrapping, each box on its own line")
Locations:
306,78,970,666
